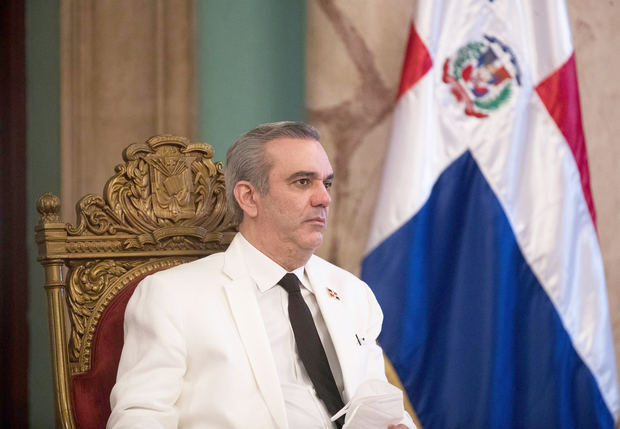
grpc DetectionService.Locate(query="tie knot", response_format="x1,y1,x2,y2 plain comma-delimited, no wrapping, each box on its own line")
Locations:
279,273,301,294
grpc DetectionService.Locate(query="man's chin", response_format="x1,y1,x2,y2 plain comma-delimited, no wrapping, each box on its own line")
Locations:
301,233,324,253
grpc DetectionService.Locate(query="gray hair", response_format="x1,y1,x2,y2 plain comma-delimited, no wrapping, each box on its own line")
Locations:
225,121,320,224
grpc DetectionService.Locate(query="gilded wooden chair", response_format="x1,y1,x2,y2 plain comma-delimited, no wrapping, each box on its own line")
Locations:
35,135,236,428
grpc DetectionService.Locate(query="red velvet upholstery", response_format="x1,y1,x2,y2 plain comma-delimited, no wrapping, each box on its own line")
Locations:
70,273,150,429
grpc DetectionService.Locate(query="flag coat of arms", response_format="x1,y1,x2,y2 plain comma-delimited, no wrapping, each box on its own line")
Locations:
361,0,619,427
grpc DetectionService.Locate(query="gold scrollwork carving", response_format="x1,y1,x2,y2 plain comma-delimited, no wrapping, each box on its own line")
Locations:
66,259,141,365
66,257,194,373
66,135,235,250
66,240,124,254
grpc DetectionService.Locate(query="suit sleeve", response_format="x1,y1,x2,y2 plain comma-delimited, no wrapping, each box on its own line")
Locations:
107,275,187,429
360,282,417,429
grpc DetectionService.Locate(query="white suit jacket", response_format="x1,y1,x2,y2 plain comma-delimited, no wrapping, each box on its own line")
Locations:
108,234,410,428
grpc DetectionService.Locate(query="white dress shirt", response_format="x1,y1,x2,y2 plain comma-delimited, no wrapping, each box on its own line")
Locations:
237,233,342,428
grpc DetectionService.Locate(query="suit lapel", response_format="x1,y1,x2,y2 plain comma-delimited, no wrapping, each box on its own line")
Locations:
222,239,288,429
306,258,360,402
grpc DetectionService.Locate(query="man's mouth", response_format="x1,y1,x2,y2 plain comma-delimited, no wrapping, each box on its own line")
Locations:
306,217,326,226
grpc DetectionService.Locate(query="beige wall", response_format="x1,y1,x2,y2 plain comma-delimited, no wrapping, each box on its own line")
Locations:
307,0,620,392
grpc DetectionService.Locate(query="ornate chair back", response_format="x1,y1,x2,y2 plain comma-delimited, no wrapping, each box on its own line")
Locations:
35,135,236,429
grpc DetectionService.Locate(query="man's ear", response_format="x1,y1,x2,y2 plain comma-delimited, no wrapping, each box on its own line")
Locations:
233,181,259,219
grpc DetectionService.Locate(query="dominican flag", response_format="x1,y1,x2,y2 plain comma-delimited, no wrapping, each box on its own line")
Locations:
361,1,619,427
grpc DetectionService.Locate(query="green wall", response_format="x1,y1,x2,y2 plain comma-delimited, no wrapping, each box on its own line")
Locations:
25,1,306,426
26,0,60,427
196,0,306,161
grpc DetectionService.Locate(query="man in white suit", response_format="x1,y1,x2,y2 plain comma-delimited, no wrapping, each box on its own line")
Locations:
108,122,413,428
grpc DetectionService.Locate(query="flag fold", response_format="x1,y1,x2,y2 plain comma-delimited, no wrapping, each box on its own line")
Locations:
362,1,619,427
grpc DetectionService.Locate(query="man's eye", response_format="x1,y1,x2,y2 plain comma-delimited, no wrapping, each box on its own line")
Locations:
297,178,311,186
324,180,332,190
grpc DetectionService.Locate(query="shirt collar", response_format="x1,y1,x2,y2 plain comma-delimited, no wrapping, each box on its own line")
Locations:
236,233,312,293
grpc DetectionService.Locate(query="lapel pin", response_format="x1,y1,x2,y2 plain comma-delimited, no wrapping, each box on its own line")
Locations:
326,287,340,300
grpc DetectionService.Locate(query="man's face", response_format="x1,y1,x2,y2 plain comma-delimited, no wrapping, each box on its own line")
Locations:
255,137,333,256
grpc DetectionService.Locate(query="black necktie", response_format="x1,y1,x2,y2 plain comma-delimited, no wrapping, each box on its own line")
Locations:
279,273,345,428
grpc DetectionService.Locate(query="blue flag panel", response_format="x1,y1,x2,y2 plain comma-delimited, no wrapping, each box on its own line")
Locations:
362,151,613,428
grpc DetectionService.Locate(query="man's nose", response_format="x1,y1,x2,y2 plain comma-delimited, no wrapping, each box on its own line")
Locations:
312,182,331,207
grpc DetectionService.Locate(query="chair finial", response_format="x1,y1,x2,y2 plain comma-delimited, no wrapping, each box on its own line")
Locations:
37,192,61,223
